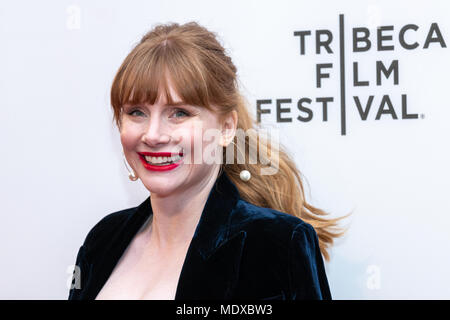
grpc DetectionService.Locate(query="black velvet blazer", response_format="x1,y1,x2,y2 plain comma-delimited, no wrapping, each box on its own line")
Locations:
68,171,331,300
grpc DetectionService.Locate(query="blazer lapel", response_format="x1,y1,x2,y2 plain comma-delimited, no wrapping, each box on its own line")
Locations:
175,171,246,300
174,230,246,300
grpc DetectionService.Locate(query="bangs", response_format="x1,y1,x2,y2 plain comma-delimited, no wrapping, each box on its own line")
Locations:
111,41,215,125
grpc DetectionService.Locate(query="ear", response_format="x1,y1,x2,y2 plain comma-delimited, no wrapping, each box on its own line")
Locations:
220,110,238,147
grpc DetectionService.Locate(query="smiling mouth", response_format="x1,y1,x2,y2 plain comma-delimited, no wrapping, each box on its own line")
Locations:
137,152,184,167
143,154,184,166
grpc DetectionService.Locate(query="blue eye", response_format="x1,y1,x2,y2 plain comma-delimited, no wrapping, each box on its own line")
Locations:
173,109,190,118
126,108,190,118
128,109,145,117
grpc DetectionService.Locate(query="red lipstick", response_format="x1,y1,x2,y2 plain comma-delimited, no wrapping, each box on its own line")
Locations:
137,151,184,172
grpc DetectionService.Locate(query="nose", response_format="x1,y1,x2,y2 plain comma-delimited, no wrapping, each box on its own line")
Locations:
141,115,171,146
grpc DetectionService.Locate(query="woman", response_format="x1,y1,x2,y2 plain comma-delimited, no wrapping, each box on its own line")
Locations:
68,21,346,300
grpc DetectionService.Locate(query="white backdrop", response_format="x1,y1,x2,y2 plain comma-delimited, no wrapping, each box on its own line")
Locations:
1,0,449,299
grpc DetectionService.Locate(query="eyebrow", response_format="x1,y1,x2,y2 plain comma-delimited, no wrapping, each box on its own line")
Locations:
163,101,187,107
124,101,193,109
165,101,200,109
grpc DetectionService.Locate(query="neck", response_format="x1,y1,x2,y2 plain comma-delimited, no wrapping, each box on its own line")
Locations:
144,167,221,250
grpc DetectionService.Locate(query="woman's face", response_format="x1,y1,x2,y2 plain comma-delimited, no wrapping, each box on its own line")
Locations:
120,81,225,197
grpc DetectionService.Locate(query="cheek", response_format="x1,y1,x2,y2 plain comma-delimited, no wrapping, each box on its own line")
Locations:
172,123,198,149
171,122,202,164
120,126,141,150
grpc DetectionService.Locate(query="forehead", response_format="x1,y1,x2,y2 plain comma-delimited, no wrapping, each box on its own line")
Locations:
154,86,185,107
125,79,184,107
155,78,183,104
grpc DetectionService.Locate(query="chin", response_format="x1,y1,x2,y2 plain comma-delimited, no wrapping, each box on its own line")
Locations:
144,184,174,197
141,177,182,196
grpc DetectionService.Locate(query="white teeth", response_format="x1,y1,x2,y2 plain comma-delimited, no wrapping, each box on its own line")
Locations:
144,155,182,165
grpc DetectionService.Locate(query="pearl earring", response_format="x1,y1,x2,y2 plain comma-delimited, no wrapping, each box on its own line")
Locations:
128,171,138,181
123,154,138,181
240,170,251,182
